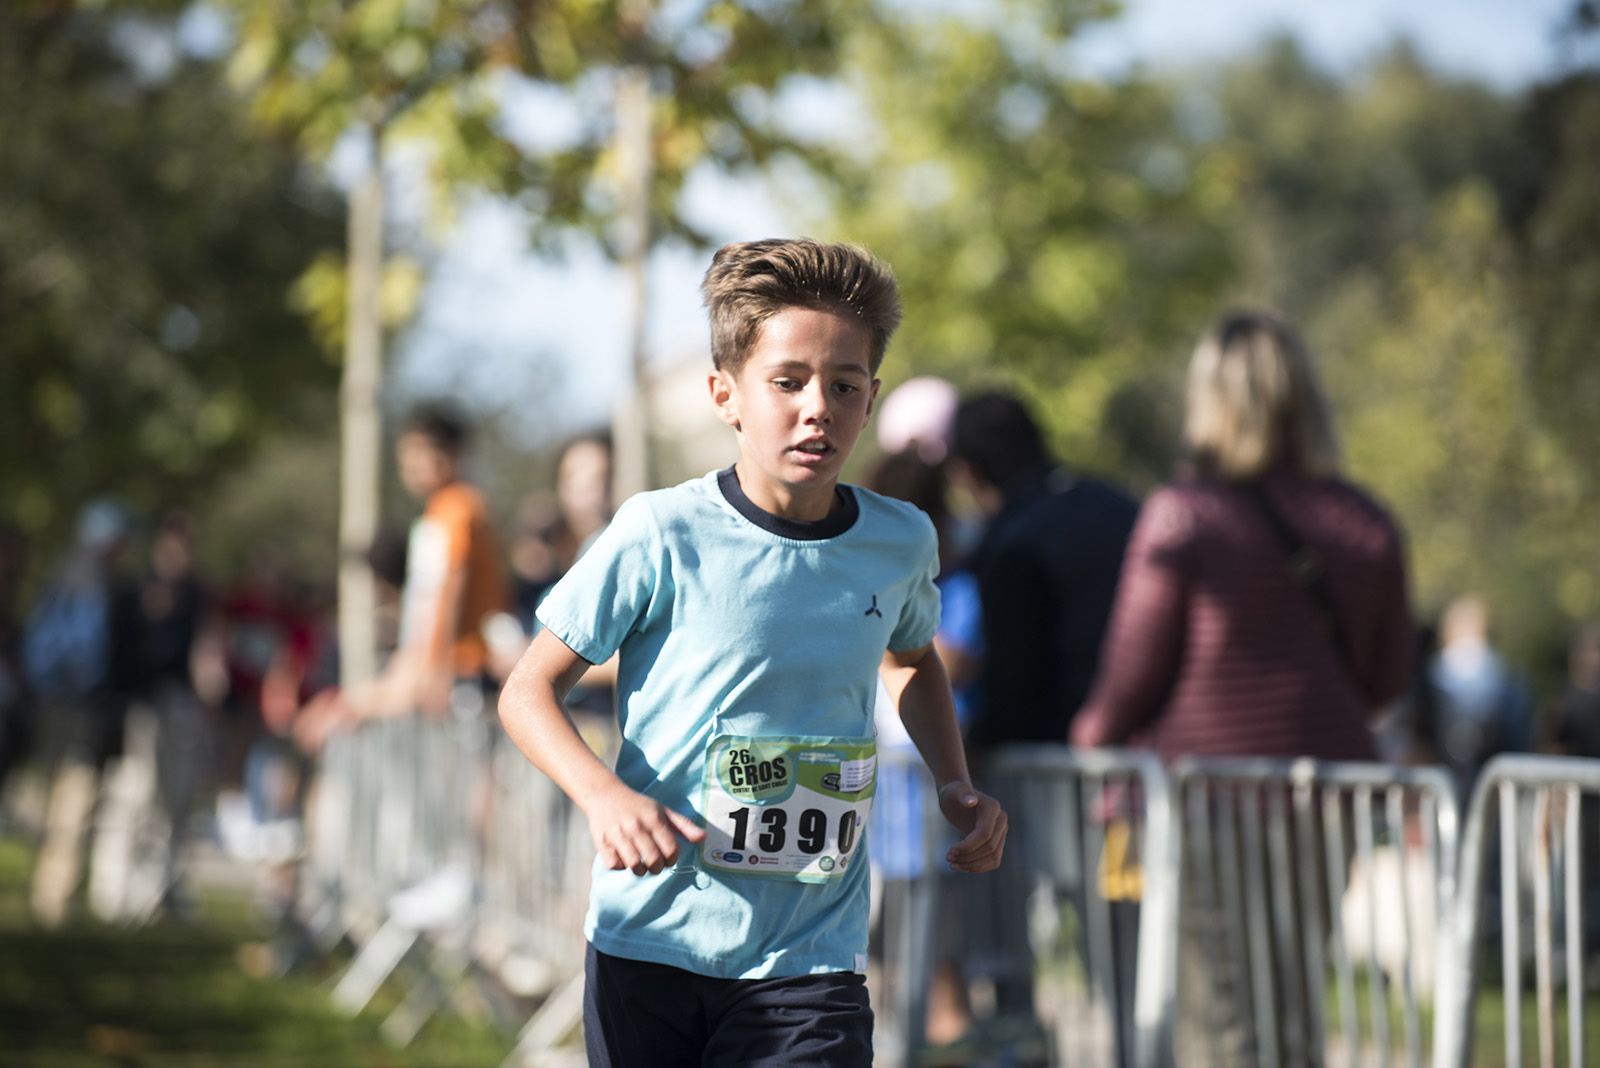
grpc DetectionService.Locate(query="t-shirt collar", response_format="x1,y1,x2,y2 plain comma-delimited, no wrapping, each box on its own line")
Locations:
716,466,859,541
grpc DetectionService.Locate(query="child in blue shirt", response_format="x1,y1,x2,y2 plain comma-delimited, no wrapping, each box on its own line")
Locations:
498,238,1008,1066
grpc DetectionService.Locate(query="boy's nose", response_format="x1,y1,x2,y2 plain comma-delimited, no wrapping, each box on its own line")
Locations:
802,384,831,424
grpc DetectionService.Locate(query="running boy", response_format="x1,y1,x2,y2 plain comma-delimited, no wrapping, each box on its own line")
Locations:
498,238,1007,1066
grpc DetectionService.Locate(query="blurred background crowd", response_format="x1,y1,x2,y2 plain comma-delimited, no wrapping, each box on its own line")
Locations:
1,0,1598,1062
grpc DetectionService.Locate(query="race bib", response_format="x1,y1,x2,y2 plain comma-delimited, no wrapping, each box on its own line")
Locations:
700,735,875,883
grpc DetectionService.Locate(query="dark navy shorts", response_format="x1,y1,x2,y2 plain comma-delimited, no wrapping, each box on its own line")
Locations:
583,943,874,1067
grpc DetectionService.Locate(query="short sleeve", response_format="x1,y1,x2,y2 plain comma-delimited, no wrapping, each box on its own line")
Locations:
432,487,477,568
888,513,941,653
534,495,663,665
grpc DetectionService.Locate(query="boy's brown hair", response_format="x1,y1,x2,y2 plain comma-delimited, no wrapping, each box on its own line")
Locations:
700,238,902,374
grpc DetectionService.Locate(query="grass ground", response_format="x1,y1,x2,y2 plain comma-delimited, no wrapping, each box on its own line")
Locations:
0,837,512,1068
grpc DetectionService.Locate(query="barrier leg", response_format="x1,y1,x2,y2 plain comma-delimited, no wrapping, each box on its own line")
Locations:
332,917,421,1015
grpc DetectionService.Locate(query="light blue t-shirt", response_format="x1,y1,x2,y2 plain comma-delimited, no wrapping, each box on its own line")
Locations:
535,468,941,979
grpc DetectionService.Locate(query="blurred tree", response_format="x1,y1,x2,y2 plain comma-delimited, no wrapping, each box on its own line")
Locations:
0,4,341,551
1499,33,1600,494
815,4,1239,486
1314,185,1599,664
1209,37,1518,316
219,0,865,679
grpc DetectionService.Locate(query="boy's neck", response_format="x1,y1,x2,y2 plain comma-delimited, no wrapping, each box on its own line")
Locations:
731,461,840,523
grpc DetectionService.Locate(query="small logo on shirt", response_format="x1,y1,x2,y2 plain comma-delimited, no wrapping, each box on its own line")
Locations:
864,594,882,619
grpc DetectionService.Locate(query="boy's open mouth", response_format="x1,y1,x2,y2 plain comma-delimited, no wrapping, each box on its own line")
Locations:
790,439,834,463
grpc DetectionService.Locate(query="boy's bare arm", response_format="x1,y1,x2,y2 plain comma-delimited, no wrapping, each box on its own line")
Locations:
499,629,704,875
880,644,1007,873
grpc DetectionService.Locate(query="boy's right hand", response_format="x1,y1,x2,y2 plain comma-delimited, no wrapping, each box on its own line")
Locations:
583,781,706,876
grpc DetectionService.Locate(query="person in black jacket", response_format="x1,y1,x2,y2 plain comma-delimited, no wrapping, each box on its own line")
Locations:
0,524,31,810
945,391,1139,1056
948,391,1139,751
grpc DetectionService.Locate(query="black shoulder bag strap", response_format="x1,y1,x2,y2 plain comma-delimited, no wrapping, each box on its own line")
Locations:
1241,481,1356,679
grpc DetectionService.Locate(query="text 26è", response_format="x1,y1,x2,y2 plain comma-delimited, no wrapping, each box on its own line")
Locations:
726,748,788,788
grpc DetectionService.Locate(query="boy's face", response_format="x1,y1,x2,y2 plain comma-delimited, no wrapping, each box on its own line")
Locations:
396,432,456,501
709,306,879,520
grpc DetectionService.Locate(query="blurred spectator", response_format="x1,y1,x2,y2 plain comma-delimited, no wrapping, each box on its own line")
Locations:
948,391,1138,750
215,548,297,789
345,405,507,721
1072,309,1413,1068
1392,621,1444,766
865,449,982,1048
547,431,618,717
1552,621,1600,965
506,492,570,636
92,510,219,920
218,533,403,869
1553,621,1600,759
0,524,31,810
1429,594,1533,798
876,375,959,464
944,390,1138,1051
555,430,614,556
27,499,136,926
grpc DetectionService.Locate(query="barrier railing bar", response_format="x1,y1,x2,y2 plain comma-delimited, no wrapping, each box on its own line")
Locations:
1083,771,1118,1060
1563,784,1581,1068
1355,785,1389,1068
1388,784,1422,1067
1322,787,1360,1067
1501,780,1522,1068
1133,762,1179,1068
1187,782,1223,1067
1293,780,1330,1059
1243,784,1284,1068
1058,762,1088,1064
1533,787,1555,1068
1266,784,1304,1062
1214,784,1253,1065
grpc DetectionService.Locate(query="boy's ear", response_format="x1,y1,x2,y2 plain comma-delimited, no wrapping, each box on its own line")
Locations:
708,370,741,431
866,378,882,418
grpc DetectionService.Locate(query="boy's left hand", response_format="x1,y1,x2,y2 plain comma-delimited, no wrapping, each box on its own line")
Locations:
938,782,1008,873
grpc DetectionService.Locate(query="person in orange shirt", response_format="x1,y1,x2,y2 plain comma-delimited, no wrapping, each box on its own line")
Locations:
351,406,507,719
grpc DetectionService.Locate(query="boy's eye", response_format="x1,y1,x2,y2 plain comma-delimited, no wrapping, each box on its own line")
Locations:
773,378,802,391
832,382,859,395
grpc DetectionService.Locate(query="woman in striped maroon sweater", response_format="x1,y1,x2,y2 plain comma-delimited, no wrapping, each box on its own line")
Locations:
1071,309,1414,1067
1071,310,1413,760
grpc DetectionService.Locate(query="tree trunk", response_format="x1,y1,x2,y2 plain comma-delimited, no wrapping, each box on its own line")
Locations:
611,14,654,503
338,134,384,687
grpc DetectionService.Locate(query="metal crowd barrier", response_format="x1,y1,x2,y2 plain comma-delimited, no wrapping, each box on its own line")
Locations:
297,706,612,1063
872,744,1177,1068
876,748,1466,1068
302,723,1598,1067
1171,758,1460,1068
1434,754,1600,1068
318,716,482,1027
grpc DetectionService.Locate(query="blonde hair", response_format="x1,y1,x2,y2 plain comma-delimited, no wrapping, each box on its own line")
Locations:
1183,309,1340,481
700,238,902,374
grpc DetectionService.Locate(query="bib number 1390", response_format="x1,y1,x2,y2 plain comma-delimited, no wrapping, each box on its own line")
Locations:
727,807,860,857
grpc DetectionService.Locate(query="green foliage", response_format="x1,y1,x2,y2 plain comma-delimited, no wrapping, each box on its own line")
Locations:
1501,70,1600,481
220,0,869,247
1315,185,1599,655
0,6,342,547
818,6,1238,485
